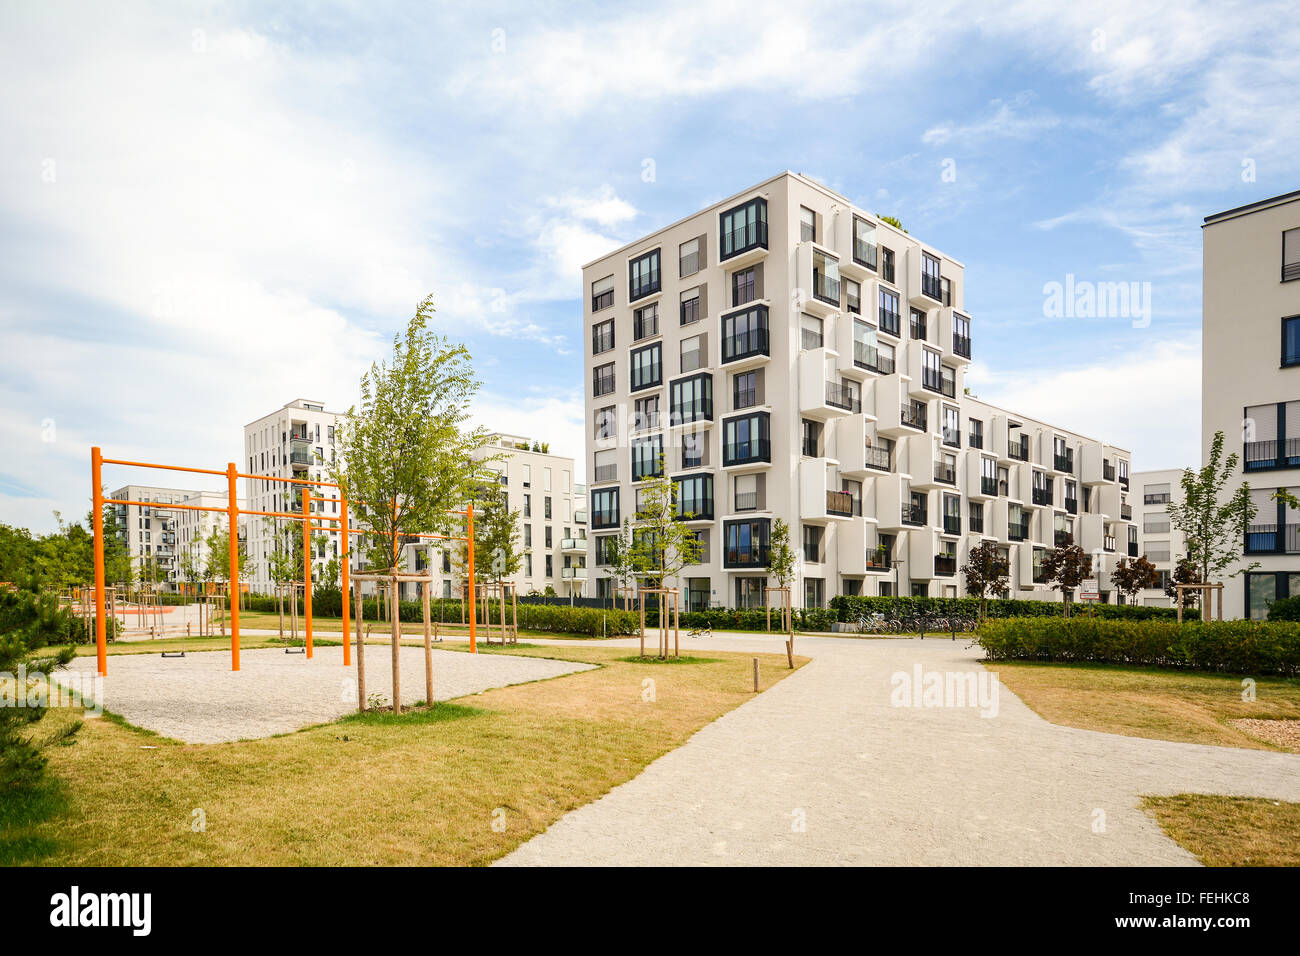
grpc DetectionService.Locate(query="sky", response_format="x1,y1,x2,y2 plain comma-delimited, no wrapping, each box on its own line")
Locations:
2,0,1299,533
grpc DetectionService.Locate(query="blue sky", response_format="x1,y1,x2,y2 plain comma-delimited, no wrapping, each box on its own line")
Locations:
3,0,1299,533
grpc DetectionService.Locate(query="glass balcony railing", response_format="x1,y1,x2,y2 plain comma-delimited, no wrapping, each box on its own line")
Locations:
901,402,927,431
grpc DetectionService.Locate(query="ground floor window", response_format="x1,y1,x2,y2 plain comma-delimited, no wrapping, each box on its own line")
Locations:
686,577,710,612
596,576,612,600
842,577,862,597
879,581,894,597
1245,571,1300,619
804,577,825,609
911,582,928,597
735,576,766,608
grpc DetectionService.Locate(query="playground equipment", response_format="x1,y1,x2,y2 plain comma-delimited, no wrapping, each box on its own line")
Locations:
90,446,478,678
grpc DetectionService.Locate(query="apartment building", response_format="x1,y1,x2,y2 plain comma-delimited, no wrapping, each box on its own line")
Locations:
242,398,344,595
580,171,1135,609
1203,190,1300,618
1131,468,1188,606
109,484,245,591
410,433,588,600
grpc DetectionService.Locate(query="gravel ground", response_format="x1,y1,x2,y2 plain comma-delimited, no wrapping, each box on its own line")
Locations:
1230,718,1300,751
59,645,594,744
499,632,1300,867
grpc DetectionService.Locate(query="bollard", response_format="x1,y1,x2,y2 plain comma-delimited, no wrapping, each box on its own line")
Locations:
753,657,759,693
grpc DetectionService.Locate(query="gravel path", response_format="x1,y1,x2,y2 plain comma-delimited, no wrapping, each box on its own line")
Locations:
59,645,594,744
499,633,1300,866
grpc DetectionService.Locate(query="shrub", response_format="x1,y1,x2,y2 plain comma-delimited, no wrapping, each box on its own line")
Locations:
828,594,1179,623
975,616,1300,676
1266,595,1300,622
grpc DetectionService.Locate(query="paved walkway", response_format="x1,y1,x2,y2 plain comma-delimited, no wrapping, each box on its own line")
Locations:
499,633,1300,866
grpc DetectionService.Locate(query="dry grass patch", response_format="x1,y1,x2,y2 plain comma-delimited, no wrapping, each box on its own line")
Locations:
16,644,803,866
988,661,1300,751
1141,795,1300,866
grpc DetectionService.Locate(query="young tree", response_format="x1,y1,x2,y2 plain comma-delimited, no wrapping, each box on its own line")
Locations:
1165,557,1203,612
474,481,521,592
330,297,490,571
608,517,639,610
961,540,1010,621
1041,542,1092,618
629,469,704,588
1110,555,1160,606
203,525,251,598
766,518,797,626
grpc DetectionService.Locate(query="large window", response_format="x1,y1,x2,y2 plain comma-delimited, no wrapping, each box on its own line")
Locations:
674,474,714,520
721,305,769,362
724,518,770,568
878,288,900,336
630,342,662,392
921,348,942,392
592,362,615,397
719,197,768,261
853,217,877,270
594,405,617,441
671,373,713,424
591,275,614,312
732,266,758,306
723,412,771,466
629,248,661,301
1284,315,1300,367
921,252,942,300
631,436,663,481
592,318,614,354
590,487,619,529
812,250,840,306
800,206,816,243
679,236,702,277
942,405,960,447
633,302,659,340
680,286,703,325
953,312,971,358
732,370,759,409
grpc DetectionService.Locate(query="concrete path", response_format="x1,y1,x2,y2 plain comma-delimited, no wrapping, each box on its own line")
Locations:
59,645,595,744
499,632,1300,866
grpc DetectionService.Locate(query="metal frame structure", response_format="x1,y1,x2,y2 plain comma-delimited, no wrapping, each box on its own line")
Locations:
90,446,478,675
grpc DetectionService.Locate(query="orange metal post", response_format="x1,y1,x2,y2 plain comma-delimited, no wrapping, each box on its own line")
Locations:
467,503,476,653
226,463,241,671
91,447,107,676
303,486,313,659
341,500,350,666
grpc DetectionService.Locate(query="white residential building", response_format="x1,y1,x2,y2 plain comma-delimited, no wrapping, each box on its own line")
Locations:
1131,468,1189,606
109,484,245,591
580,171,1136,610
1202,189,1300,618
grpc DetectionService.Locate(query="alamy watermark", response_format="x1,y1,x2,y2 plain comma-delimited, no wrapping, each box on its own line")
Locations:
890,664,1000,717
1,666,103,716
1042,274,1151,328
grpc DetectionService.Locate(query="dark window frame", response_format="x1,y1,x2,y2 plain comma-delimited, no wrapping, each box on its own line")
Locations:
628,248,662,302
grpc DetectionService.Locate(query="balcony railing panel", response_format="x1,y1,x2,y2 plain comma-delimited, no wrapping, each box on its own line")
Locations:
825,381,861,412
826,490,854,517
865,446,891,471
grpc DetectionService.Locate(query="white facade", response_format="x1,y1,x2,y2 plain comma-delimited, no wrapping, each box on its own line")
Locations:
109,484,245,591
1202,189,1300,618
1131,468,1188,606
580,171,1135,610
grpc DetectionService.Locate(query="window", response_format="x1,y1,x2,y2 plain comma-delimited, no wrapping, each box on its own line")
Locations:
591,275,614,312
1285,227,1300,282
674,474,714,520
800,206,816,243
671,373,713,424
679,236,703,277
721,305,769,362
680,287,702,325
631,437,663,481
634,394,660,431
880,246,894,283
593,448,616,483
969,418,984,449
723,412,770,465
910,308,927,340
733,370,759,409
1284,316,1300,367
719,197,768,261
734,473,762,510
681,431,706,469
953,312,971,358
629,249,661,301
544,523,552,545
594,405,617,441
590,487,619,528
921,252,942,300
802,525,823,563
724,518,770,568
969,501,984,534
853,218,877,270
800,314,823,350
630,343,662,391
595,535,618,566
921,348,942,392
844,278,861,314
523,494,531,518
680,333,706,373
940,365,956,399
731,266,758,306
812,250,839,305
942,405,960,447
801,419,822,458
593,362,615,397
940,277,951,307
878,288,900,336
633,303,659,340
592,318,614,354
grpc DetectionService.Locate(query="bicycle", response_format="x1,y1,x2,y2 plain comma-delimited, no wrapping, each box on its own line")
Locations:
687,622,712,639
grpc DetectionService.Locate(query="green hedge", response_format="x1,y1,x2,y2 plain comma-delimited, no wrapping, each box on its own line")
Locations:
1267,596,1300,622
828,594,1180,623
975,617,1300,676
638,605,837,633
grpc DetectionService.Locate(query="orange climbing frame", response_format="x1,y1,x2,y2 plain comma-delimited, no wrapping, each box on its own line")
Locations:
90,446,476,676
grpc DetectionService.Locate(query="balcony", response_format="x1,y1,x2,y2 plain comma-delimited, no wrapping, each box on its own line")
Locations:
953,333,971,359
1246,523,1300,553
934,554,957,576
865,445,892,472
561,538,587,554
1243,439,1300,471
942,514,961,535
825,381,861,413
1103,535,1116,552
812,269,840,309
934,463,956,486
1054,530,1070,548
1102,462,1116,482
1064,496,1078,515
902,503,927,527
854,342,895,375
290,442,314,469
901,402,927,432
1032,487,1053,506
560,566,588,580
1128,541,1139,557
921,273,943,301
1054,453,1074,474
575,509,587,524
1008,520,1029,541
981,476,999,497
1120,503,1133,521
725,544,770,568
826,489,855,517
1007,437,1030,462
